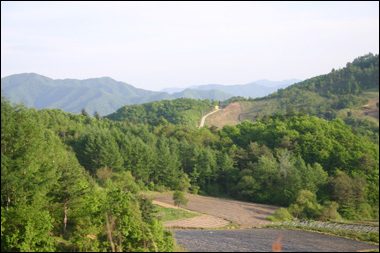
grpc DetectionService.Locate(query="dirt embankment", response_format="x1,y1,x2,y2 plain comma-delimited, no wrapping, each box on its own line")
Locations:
359,98,379,120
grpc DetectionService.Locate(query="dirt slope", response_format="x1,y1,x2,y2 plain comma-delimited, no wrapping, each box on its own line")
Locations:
359,98,379,120
205,102,243,129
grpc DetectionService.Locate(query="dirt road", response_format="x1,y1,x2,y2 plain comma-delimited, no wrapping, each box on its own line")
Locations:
199,109,221,128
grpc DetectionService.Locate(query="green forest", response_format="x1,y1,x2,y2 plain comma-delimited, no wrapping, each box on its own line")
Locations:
106,98,217,127
1,54,379,251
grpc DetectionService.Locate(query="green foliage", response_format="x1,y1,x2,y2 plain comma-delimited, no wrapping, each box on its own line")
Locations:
320,201,342,221
106,98,215,126
136,195,158,223
173,191,189,208
268,208,294,222
329,171,368,220
2,205,55,252
96,165,113,185
289,190,322,219
81,108,89,117
1,96,176,252
75,127,124,174
174,173,191,192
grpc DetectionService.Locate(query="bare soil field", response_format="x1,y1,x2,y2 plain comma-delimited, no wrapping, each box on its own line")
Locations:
205,102,242,129
153,193,279,228
152,193,379,252
205,99,279,129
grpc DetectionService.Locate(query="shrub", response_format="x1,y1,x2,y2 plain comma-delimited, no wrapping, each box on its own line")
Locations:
273,208,294,221
356,203,374,220
289,190,322,219
320,201,342,221
173,191,189,208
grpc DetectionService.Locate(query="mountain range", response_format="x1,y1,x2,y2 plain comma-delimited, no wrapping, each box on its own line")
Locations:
1,73,299,116
161,79,301,97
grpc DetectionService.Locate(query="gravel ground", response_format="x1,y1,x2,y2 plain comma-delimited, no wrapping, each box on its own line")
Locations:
173,228,379,252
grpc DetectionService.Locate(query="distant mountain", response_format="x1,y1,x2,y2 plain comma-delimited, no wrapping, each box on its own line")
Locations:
1,73,233,116
172,88,233,101
160,87,186,94
161,79,301,98
249,79,301,87
1,73,172,116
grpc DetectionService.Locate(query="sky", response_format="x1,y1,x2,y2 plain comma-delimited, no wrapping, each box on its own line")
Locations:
1,1,379,91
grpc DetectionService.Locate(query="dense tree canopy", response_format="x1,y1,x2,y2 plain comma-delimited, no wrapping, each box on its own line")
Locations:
1,97,175,252
105,98,217,127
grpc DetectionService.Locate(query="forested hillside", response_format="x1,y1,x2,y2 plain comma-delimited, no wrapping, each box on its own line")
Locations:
206,53,379,142
1,97,175,252
105,98,218,127
262,53,379,117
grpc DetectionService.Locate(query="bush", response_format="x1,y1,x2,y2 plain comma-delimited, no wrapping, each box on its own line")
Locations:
320,201,342,221
289,190,322,219
136,179,145,190
190,184,199,195
173,191,189,208
155,184,168,193
356,203,374,220
174,174,191,192
147,182,155,191
272,208,294,221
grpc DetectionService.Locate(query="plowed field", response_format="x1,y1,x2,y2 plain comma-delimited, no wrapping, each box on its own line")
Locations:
153,193,279,228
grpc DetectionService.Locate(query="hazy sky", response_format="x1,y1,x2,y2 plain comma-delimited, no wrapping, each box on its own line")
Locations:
1,1,379,91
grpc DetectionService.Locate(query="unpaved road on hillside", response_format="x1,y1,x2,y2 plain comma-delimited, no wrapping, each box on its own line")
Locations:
153,193,279,228
199,109,221,128
173,228,379,252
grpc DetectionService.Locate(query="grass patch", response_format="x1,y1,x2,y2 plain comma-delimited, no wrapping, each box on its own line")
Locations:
155,205,199,222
